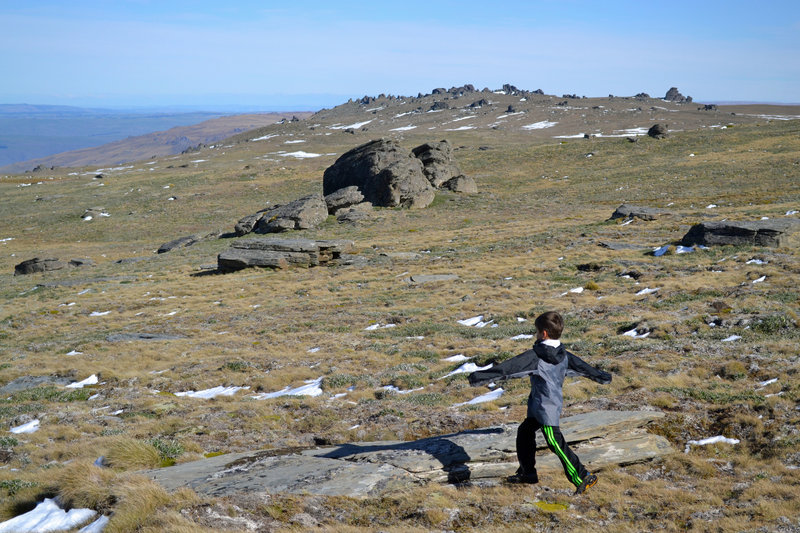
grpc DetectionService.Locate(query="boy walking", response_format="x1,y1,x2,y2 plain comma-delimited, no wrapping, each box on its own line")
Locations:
468,311,611,494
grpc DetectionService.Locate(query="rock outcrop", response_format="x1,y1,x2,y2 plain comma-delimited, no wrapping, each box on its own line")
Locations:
158,235,202,254
681,219,800,247
14,258,68,275
322,139,435,209
664,87,692,103
218,238,354,272
610,204,673,221
411,140,462,188
145,410,671,499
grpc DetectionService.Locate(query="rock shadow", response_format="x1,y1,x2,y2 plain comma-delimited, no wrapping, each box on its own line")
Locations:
317,427,504,484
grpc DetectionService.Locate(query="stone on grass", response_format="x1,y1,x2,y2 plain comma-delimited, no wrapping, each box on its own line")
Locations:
647,124,668,139
158,235,202,254
681,219,800,247
323,139,435,208
14,258,68,275
610,204,673,221
441,175,478,194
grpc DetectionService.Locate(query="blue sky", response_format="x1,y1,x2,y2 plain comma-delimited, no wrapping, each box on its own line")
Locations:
1,0,798,109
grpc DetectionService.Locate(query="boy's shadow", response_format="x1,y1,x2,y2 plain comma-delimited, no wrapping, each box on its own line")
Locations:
317,427,504,484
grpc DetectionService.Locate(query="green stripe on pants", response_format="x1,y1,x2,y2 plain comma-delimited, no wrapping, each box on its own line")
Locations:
543,425,582,486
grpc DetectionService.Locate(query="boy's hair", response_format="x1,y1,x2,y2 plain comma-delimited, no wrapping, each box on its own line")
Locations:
535,311,563,340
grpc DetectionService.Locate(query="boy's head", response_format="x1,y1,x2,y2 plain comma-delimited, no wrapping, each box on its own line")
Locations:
535,311,563,340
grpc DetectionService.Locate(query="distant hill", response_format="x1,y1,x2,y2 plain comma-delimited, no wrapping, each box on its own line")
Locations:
0,111,312,173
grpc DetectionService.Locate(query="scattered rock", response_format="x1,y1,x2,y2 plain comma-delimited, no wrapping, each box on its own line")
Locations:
158,235,202,254
441,175,477,194
380,252,423,261
68,258,95,268
469,99,490,108
234,212,263,237
324,186,366,214
81,207,108,220
14,258,68,275
412,140,462,188
0,376,73,394
106,333,188,342
323,139,434,209
648,124,668,139
610,204,673,221
430,101,450,111
598,242,649,251
681,219,800,247
218,238,354,272
253,194,329,234
335,204,373,224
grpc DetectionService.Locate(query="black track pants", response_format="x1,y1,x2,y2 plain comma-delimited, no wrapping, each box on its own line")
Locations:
516,417,589,487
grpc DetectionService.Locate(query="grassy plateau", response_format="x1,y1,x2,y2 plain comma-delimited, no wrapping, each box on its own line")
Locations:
0,92,799,531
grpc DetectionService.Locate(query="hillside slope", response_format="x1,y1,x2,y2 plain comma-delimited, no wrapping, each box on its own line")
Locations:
1,112,312,173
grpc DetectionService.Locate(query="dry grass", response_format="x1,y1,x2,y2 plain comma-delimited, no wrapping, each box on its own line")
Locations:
0,112,799,531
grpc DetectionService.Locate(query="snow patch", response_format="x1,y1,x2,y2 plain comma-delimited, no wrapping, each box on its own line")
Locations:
175,386,250,399
389,125,417,131
454,388,504,407
442,362,492,379
685,435,739,453
66,375,98,389
442,354,470,363
278,151,322,159
0,498,98,533
10,419,40,434
329,120,373,130
522,121,557,130
252,377,323,399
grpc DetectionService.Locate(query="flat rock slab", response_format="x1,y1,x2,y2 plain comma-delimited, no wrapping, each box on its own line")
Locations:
147,410,671,498
0,376,73,394
218,238,354,272
147,453,417,498
682,219,800,247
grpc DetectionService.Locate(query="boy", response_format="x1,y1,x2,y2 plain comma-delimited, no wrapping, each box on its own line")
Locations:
468,311,611,494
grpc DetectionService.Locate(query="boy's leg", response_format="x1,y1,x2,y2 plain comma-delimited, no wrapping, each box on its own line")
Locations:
513,417,540,481
540,425,590,488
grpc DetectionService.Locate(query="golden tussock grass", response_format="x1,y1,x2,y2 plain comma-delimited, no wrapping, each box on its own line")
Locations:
1,117,799,530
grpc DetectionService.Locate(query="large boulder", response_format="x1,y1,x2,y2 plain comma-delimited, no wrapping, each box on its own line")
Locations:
322,139,434,209
411,140,462,188
14,258,68,275
648,124,668,139
682,219,800,248
254,194,328,234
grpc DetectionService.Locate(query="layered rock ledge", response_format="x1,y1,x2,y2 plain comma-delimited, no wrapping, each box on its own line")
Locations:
145,410,671,498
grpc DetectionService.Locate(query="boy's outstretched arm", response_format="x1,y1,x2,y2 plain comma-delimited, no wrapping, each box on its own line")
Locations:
566,351,612,384
467,349,540,387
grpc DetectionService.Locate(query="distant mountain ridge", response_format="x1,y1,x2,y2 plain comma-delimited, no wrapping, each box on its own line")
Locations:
0,112,312,173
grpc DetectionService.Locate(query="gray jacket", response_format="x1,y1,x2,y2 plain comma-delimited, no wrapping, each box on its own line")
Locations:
468,340,611,426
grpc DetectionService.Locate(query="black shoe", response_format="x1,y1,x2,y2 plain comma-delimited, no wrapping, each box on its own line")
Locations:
574,473,597,495
506,470,539,484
